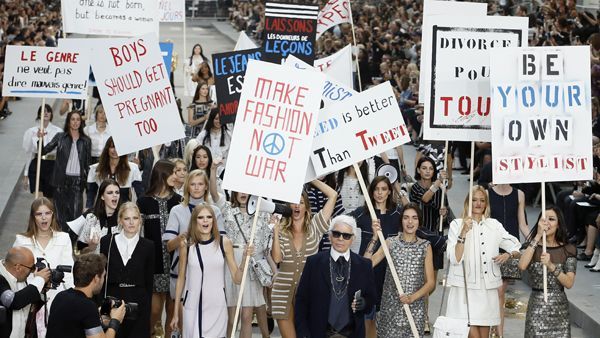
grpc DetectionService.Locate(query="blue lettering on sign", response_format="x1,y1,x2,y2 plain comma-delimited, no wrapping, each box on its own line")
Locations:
214,51,262,76
264,40,313,57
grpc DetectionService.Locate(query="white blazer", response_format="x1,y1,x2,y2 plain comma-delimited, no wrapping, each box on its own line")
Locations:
446,218,520,290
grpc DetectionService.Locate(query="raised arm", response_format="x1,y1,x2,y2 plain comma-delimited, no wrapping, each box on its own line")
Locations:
311,179,338,222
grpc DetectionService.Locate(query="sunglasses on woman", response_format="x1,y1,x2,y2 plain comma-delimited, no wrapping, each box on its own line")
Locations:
331,230,353,240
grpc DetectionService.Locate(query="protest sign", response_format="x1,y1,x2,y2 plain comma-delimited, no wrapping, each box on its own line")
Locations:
314,44,353,88
316,0,350,39
235,31,258,51
419,0,487,104
90,35,184,155
423,15,528,142
222,59,325,203
62,0,159,36
159,0,185,22
310,81,410,176
213,48,262,124
262,1,318,65
491,46,592,184
159,42,174,77
59,38,102,86
2,45,90,99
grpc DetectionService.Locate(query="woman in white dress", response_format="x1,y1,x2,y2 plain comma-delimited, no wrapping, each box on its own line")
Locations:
14,197,74,337
184,44,208,97
170,205,252,338
446,185,521,338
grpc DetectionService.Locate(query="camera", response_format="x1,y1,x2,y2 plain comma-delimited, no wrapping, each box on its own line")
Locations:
35,258,72,289
100,296,139,321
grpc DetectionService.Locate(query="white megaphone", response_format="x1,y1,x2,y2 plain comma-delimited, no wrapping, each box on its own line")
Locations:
247,195,292,217
376,164,399,184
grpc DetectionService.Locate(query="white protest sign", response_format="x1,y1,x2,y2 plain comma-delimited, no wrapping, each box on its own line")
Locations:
2,45,90,99
159,0,185,22
284,55,357,182
62,0,159,36
234,31,258,51
423,15,528,142
491,46,592,184
223,59,326,203
90,35,184,155
314,44,353,89
310,81,410,176
419,0,487,104
316,0,351,39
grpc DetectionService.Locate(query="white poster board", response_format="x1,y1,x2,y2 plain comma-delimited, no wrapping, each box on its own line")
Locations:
62,0,159,36
90,35,184,155
159,0,185,22
418,0,487,104
423,15,528,142
223,59,325,203
314,45,353,89
491,46,592,184
2,45,90,99
310,81,410,176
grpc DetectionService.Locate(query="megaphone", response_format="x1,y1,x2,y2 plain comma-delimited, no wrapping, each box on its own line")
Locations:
376,164,399,184
247,196,292,217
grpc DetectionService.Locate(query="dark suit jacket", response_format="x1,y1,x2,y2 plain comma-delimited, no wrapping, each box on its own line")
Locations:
295,251,376,338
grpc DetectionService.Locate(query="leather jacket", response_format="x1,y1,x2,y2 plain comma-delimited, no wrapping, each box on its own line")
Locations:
41,132,92,188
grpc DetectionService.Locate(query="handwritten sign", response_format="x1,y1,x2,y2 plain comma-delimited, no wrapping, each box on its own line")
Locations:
262,1,318,65
422,15,528,142
222,59,325,203
310,81,410,176
159,0,184,22
212,48,262,124
90,35,184,155
2,45,90,99
62,0,159,36
316,0,350,39
491,46,592,184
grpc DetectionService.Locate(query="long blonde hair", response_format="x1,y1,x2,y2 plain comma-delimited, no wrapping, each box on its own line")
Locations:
461,185,491,219
188,205,220,247
182,169,210,206
278,191,311,235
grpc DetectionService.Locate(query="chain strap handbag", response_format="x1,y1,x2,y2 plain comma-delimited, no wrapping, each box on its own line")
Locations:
233,212,274,287
433,256,471,338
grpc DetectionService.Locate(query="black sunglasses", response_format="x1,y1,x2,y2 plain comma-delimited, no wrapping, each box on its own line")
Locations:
331,230,353,240
18,263,35,273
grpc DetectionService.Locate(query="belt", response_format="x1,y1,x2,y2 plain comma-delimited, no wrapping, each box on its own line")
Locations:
117,283,137,288
40,154,56,161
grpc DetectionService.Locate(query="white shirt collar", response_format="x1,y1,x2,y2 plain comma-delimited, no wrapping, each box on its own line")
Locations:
330,248,350,262
115,232,139,265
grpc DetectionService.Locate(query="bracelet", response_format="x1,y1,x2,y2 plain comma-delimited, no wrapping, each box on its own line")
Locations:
528,240,538,249
552,267,562,277
369,239,378,246
429,185,439,193
457,236,465,244
108,319,120,332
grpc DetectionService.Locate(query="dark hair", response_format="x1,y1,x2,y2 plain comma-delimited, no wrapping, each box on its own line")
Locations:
189,43,208,65
93,179,122,220
202,108,228,147
96,137,130,186
230,191,244,208
23,197,61,238
414,157,438,181
63,110,86,138
196,62,214,80
192,82,211,102
401,203,423,229
367,176,395,211
145,160,175,197
527,206,568,245
35,104,53,121
337,162,369,190
190,145,213,178
73,253,106,287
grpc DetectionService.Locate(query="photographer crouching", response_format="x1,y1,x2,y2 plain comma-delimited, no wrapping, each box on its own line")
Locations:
0,246,51,338
46,253,125,338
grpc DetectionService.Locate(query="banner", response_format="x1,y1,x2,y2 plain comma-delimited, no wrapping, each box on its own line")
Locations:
422,15,528,142
159,42,174,77
316,0,350,39
62,0,159,36
310,81,410,176
2,45,90,99
159,0,185,22
235,31,258,51
314,44,353,88
90,35,184,155
222,59,325,203
491,46,592,184
212,48,262,124
418,0,487,104
262,1,318,65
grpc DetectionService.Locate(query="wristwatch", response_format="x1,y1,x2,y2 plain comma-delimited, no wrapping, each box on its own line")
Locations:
457,236,465,244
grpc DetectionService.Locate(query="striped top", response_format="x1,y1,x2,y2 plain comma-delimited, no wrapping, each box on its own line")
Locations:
271,210,328,319
409,181,444,234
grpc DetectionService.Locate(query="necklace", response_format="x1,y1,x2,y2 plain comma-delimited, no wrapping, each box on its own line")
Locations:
329,257,351,300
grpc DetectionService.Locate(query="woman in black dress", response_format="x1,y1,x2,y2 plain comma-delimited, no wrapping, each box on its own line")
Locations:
100,202,154,338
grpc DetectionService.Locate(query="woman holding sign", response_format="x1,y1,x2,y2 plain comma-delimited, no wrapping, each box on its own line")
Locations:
271,180,338,337
518,207,576,338
446,186,520,338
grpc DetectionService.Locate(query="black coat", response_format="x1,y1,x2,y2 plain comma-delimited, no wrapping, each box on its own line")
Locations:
41,132,92,188
0,273,42,338
294,251,376,338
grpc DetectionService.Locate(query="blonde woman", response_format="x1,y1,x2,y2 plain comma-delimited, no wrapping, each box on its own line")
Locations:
271,180,338,338
446,186,520,338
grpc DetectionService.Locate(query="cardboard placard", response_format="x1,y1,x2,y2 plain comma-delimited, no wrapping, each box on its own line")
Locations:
314,44,353,89
262,1,318,65
491,46,592,184
2,45,90,99
222,59,325,203
159,0,185,22
90,35,184,155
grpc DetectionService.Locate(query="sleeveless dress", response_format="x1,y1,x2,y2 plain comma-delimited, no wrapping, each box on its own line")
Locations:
182,238,227,338
377,235,430,337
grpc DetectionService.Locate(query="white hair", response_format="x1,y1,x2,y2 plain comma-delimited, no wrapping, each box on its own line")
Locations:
329,215,358,235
